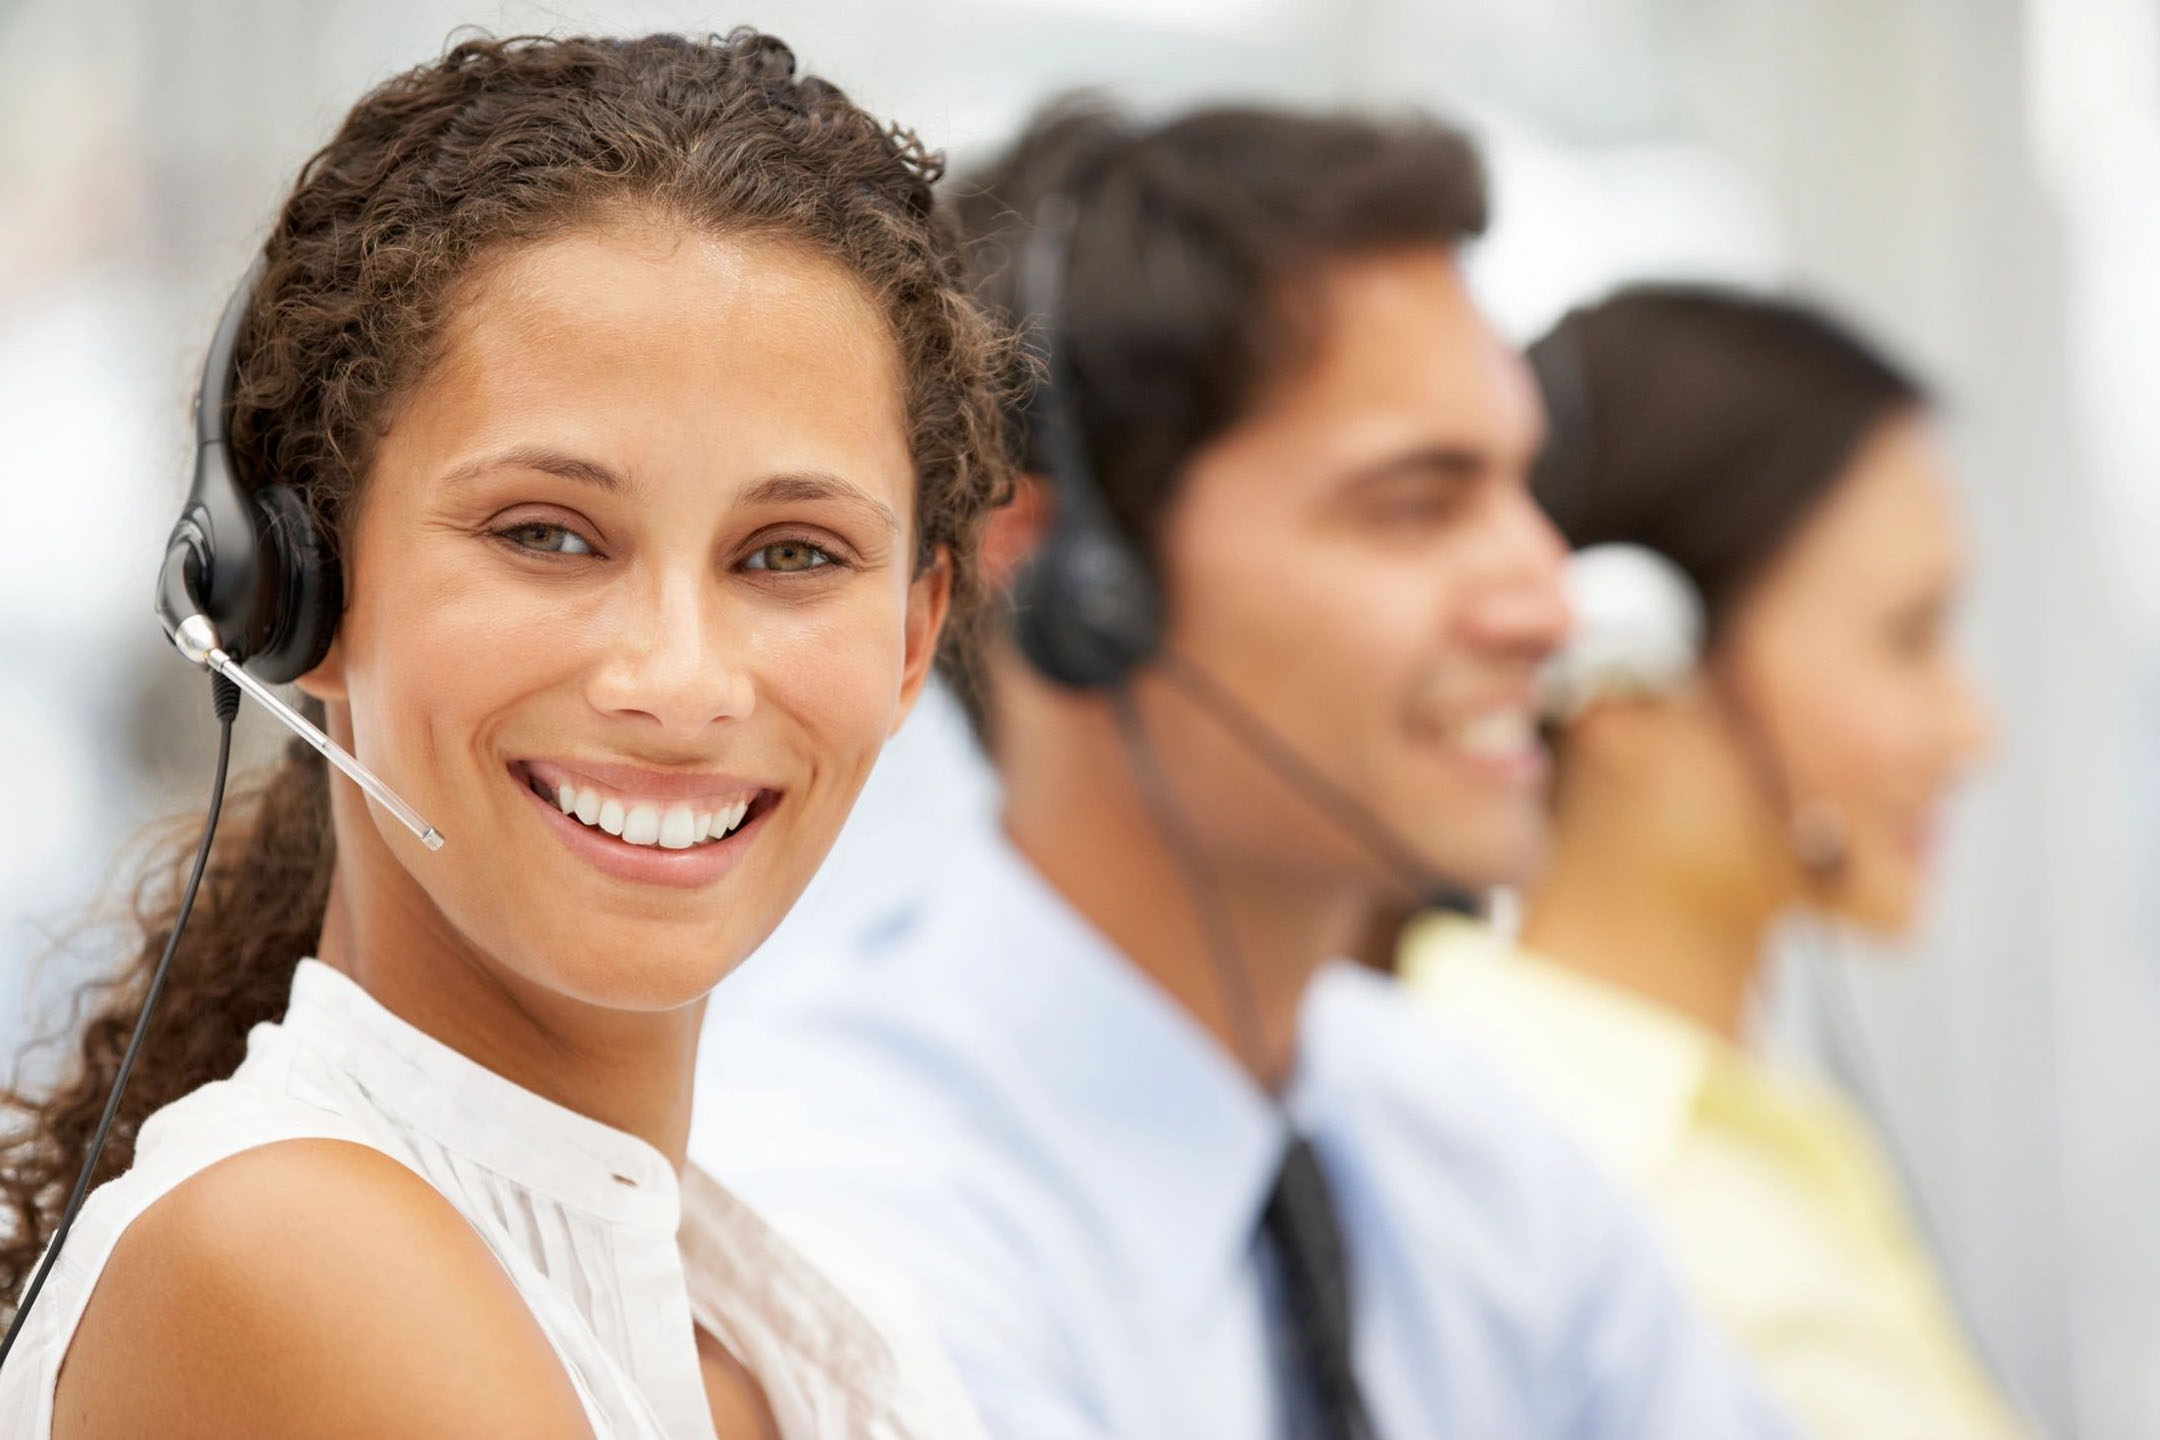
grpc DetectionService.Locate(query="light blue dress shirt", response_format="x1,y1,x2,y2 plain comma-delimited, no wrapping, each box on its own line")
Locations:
693,825,1796,1440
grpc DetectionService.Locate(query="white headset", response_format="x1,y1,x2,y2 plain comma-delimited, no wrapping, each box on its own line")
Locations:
1539,542,1707,723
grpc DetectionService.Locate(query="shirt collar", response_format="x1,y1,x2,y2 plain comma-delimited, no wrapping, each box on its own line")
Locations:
924,826,1292,1322
1400,915,1717,1184
277,959,682,1227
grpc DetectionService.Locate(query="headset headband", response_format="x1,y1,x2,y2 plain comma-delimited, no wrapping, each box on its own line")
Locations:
1007,197,1162,690
158,257,267,651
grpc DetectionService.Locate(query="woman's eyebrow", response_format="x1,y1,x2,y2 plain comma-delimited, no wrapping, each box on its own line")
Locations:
442,445,627,493
740,471,900,538
440,453,900,537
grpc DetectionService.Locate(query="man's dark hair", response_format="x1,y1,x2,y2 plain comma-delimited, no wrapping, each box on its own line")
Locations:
942,94,1488,727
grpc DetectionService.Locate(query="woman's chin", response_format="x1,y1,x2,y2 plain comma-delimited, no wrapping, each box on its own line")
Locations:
528,944,748,1014
481,901,773,1012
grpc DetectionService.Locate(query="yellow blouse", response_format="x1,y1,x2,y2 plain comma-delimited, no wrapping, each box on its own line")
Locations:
1402,916,2031,1440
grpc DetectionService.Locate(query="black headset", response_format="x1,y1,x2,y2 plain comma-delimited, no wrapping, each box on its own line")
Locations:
155,257,342,686
3,258,352,1369
1006,198,1162,690
1011,198,1381,1440
1003,195,1474,921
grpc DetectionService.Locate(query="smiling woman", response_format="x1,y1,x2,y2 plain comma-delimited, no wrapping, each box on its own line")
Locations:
0,30,1009,1440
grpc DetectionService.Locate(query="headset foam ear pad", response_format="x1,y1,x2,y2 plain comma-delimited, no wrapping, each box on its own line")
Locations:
249,483,342,685
1011,522,1160,690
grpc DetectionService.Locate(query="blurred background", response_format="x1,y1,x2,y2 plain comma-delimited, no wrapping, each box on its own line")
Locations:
2,0,2155,1433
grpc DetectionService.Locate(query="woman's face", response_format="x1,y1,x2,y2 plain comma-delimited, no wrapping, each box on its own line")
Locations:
301,222,945,1011
1723,412,1993,934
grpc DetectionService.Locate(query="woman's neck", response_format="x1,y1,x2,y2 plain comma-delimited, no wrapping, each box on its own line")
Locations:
314,806,704,1167
1518,829,1777,1044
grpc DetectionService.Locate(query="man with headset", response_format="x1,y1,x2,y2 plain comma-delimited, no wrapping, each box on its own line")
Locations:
692,99,1794,1439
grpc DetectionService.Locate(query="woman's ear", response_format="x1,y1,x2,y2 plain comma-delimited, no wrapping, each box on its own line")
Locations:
892,551,953,732
293,634,348,705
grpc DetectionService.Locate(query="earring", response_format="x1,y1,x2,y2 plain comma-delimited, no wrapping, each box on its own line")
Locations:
1791,799,1849,877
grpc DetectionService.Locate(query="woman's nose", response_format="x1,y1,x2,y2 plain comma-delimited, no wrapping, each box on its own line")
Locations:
587,570,756,737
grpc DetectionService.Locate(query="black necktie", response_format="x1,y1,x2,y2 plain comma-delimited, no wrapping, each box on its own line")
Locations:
1259,1134,1377,1440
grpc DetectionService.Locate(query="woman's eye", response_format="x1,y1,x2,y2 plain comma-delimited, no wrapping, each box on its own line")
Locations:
498,521,594,556
745,539,837,573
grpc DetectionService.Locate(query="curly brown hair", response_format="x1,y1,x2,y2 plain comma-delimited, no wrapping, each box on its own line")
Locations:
0,29,1013,1304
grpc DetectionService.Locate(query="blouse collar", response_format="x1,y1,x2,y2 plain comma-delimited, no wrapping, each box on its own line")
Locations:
277,959,682,1229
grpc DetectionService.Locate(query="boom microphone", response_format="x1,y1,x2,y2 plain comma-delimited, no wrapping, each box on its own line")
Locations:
168,614,443,850
1158,651,1477,916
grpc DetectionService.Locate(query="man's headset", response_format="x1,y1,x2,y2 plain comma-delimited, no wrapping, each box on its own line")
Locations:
1007,200,1397,1440
1006,198,1474,922
0,259,442,1367
1006,199,1162,689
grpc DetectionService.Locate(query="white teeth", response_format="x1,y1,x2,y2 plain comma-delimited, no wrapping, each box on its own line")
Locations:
657,805,697,849
543,775,756,849
1457,710,1535,757
621,803,661,846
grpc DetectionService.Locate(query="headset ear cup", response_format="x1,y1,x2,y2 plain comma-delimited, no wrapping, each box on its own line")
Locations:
248,483,342,685
1008,552,1074,684
1011,521,1160,689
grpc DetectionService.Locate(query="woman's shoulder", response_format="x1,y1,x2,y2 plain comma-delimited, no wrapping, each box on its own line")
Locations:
50,1137,592,1439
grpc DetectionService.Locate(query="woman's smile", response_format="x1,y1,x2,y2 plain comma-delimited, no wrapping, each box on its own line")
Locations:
511,758,782,890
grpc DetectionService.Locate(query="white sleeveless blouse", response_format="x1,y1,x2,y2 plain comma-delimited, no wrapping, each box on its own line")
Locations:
0,960,986,1440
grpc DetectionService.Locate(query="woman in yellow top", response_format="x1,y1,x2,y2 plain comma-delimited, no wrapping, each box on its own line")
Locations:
1403,284,2026,1438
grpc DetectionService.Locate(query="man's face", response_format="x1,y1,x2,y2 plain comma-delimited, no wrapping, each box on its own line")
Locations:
1141,245,1567,898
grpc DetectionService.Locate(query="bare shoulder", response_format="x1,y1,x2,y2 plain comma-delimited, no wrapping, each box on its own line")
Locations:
54,1139,592,1440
